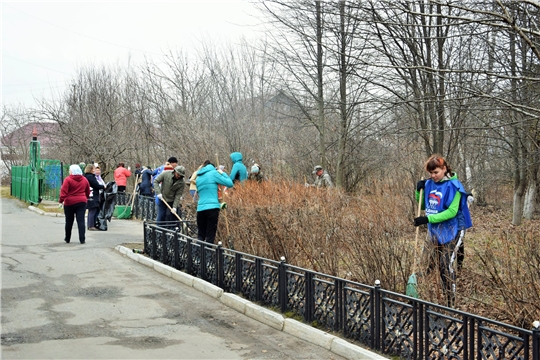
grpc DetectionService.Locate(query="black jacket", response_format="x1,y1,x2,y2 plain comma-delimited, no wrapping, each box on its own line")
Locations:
84,173,105,209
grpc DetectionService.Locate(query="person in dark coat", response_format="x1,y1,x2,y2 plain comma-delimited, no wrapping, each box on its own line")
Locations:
138,166,154,196
84,164,105,231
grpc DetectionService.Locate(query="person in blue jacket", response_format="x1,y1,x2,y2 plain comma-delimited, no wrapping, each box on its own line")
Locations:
414,154,472,307
195,161,234,244
229,152,248,184
138,166,154,196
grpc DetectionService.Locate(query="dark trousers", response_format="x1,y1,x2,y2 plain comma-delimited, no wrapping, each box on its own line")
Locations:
156,200,173,223
197,208,220,244
87,207,98,229
435,230,464,307
64,202,87,243
156,200,183,230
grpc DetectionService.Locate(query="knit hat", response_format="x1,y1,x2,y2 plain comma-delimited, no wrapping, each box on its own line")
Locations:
174,165,185,176
164,162,174,170
312,165,323,174
251,165,259,173
70,164,83,175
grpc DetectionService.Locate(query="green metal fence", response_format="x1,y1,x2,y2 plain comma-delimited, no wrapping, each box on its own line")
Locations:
11,160,64,204
10,134,65,204
11,166,33,203
41,160,63,201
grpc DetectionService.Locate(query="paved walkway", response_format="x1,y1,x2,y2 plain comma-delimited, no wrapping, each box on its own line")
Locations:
1,197,386,359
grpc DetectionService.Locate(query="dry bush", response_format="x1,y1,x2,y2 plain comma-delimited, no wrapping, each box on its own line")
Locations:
217,179,415,292
213,179,540,328
461,205,540,327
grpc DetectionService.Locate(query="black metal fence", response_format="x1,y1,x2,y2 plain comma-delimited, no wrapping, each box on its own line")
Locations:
140,221,540,360
118,193,540,359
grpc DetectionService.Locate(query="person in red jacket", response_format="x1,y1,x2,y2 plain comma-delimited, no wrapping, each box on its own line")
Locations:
60,164,90,244
114,162,131,192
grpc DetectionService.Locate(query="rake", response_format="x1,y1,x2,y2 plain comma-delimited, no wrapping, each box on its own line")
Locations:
406,185,423,298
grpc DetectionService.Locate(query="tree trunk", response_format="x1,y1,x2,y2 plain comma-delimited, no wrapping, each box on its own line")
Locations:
523,174,537,219
336,0,347,188
510,27,525,226
316,0,326,168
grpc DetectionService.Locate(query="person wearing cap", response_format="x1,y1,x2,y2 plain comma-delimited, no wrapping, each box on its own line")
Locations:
60,164,91,244
152,156,178,178
113,162,132,192
153,157,178,205
153,165,187,225
309,165,334,188
195,161,234,244
248,164,266,183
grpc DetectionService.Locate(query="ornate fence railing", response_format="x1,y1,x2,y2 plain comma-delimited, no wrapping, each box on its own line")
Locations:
115,193,158,222
140,221,540,360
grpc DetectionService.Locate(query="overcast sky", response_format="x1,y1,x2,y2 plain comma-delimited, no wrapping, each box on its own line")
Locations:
2,1,262,108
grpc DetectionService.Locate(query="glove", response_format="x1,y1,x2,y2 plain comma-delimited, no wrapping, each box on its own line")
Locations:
466,192,474,205
305,183,311,188
414,216,429,226
220,202,227,210
157,194,163,200
171,208,176,215
416,180,426,191
128,166,131,171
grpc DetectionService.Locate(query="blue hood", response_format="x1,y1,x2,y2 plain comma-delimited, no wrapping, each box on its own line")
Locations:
230,152,243,163
229,152,248,183
197,163,215,176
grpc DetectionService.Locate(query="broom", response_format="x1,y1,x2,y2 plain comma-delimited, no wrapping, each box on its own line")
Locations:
406,185,424,298
117,174,139,219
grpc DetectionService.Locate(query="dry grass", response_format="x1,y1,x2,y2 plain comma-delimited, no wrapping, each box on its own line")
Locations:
0,186,12,198
216,179,540,328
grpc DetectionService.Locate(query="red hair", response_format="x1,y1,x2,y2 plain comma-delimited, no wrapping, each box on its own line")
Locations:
425,154,453,175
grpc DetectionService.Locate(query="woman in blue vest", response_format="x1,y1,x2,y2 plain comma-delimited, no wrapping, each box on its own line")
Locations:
414,155,472,307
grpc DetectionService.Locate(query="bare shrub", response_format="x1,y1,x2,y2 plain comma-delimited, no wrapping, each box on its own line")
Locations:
214,179,540,327
218,179,414,292
467,227,540,328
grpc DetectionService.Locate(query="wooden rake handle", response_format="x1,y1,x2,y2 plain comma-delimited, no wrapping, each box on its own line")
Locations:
412,185,424,273
161,197,183,222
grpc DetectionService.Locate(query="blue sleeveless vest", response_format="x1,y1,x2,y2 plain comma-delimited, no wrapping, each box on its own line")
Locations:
424,179,472,244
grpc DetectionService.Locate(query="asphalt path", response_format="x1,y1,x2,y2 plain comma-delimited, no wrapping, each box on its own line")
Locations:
1,197,346,359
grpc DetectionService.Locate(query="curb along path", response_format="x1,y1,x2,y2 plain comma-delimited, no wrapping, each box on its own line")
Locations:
115,245,387,360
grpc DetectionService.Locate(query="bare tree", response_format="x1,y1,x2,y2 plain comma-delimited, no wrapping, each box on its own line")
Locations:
36,65,145,178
